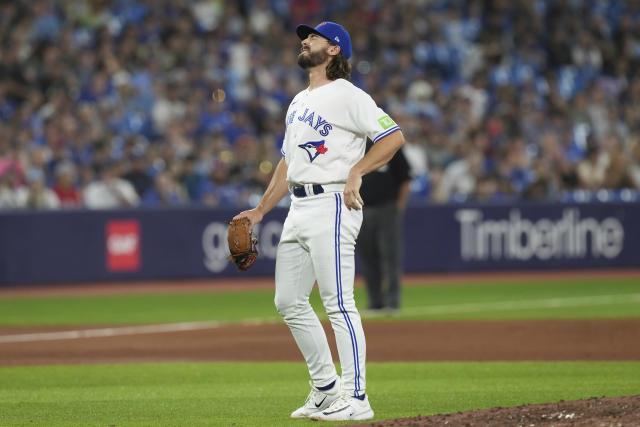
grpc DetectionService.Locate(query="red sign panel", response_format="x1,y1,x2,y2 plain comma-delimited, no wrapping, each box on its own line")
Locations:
106,220,141,272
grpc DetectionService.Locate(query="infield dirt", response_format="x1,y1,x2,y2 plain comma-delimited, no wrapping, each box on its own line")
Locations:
0,318,639,365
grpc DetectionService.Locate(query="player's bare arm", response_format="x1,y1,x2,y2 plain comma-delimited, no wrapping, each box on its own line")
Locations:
344,130,405,210
233,157,289,227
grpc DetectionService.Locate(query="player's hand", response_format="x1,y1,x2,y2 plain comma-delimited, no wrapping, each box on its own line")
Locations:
343,171,364,211
233,208,264,231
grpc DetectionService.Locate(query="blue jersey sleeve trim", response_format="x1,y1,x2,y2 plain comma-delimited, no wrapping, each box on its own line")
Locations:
372,126,401,144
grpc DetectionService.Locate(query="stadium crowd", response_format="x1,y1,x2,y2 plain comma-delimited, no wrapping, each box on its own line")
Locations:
1,0,640,210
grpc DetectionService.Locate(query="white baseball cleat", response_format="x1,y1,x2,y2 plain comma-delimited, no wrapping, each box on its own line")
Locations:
290,377,342,418
309,393,374,421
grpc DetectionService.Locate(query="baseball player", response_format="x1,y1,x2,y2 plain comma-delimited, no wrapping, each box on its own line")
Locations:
233,21,404,421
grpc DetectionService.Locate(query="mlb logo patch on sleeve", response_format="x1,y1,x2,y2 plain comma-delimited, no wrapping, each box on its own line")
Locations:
377,115,396,130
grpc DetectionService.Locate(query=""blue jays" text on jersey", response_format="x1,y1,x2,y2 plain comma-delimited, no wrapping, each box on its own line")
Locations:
287,108,333,137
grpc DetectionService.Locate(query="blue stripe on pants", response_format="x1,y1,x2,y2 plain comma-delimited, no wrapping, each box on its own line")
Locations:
334,193,361,395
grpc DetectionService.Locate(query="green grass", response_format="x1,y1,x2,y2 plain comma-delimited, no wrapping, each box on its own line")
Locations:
0,277,638,326
394,277,640,321
0,361,638,426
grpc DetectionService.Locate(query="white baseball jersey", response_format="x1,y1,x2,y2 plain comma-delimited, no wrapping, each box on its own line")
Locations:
275,79,401,401
281,78,400,185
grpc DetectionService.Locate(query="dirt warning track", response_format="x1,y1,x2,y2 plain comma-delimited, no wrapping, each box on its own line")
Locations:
0,318,638,366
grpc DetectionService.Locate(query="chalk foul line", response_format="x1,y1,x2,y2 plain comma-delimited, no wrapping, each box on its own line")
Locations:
400,293,640,316
0,318,276,344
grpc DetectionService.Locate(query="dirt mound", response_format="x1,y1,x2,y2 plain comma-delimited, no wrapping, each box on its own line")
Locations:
352,395,640,426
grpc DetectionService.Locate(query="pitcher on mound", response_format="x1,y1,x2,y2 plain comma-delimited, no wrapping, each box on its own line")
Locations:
233,21,404,422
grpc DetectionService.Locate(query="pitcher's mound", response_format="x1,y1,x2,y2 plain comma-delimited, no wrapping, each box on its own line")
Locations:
351,395,640,426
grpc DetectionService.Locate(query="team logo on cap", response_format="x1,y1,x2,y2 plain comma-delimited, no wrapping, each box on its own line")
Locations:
298,140,328,162
319,22,327,26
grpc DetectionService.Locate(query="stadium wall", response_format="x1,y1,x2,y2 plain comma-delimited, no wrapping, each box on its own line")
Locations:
1,202,639,286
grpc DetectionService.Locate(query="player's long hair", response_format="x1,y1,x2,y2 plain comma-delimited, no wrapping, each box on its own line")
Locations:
326,52,351,81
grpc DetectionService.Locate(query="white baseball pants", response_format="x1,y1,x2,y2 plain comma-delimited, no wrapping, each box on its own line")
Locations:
274,191,366,397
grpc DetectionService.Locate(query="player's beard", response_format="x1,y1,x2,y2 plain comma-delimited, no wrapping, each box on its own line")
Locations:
297,49,329,69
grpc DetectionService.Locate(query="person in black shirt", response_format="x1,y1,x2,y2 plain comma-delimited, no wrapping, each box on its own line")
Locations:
357,140,411,312
123,151,153,198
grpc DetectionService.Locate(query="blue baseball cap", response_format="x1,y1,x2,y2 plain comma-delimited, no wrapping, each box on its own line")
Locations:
296,21,352,60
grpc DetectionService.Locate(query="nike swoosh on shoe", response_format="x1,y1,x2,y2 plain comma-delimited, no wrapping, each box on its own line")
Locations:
314,396,327,408
322,405,350,415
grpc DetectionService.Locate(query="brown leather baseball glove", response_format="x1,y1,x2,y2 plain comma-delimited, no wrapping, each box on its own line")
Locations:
227,217,258,271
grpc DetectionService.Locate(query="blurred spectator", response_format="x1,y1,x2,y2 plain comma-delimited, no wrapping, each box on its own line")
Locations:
602,134,633,189
0,172,18,208
52,162,82,208
178,153,205,201
84,162,139,209
538,132,579,193
523,158,556,201
123,152,153,198
200,159,247,207
142,171,187,206
473,173,503,202
0,146,26,187
434,147,485,202
577,142,608,190
15,168,60,210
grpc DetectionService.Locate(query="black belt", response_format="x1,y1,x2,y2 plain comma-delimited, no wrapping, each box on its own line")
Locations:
292,184,325,198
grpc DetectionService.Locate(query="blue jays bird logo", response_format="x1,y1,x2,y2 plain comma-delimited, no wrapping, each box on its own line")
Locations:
298,140,328,162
